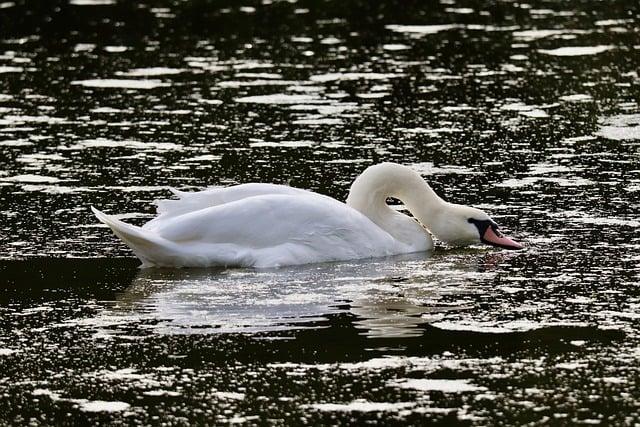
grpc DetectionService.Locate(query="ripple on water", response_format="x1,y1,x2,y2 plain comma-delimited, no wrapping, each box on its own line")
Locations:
79,401,131,413
430,320,589,334
306,400,415,413
309,72,403,82
53,256,499,338
512,29,590,41
538,45,615,56
69,0,116,5
0,174,62,183
409,162,478,175
2,1,640,424
70,79,171,89
383,44,410,51
31,389,131,413
0,66,24,73
596,114,640,140
559,94,593,102
67,138,183,151
292,117,343,125
389,379,486,393
385,24,462,36
234,94,320,104
115,67,188,77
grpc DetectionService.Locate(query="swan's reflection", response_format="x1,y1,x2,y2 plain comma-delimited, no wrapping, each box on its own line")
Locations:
104,251,504,338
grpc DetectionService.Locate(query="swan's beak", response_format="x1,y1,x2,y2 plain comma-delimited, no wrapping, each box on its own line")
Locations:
482,226,524,250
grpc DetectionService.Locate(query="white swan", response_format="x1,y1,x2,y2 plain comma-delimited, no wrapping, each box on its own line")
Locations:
92,162,523,268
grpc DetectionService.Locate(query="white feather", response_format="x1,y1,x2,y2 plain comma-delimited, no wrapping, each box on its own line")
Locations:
92,162,500,268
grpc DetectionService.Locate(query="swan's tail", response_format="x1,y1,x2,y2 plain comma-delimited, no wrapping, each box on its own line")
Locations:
91,206,174,267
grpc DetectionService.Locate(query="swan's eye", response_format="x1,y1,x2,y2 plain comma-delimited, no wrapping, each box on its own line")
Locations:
468,218,493,237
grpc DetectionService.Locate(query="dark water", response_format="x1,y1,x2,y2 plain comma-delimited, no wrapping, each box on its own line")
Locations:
1,0,639,424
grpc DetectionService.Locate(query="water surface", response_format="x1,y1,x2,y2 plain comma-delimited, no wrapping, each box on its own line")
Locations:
1,0,639,424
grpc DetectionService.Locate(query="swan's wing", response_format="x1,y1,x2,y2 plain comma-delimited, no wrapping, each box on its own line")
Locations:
149,193,402,266
147,183,314,228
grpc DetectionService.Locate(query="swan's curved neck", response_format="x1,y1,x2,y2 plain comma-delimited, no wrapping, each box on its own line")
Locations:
346,163,446,243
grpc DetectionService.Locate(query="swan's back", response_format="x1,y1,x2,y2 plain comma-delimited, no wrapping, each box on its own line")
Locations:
94,191,415,268
147,183,313,229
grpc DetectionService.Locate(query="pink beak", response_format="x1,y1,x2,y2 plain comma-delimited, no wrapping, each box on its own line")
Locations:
482,226,524,250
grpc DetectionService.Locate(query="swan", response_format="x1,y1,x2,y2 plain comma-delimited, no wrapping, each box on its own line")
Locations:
92,162,523,268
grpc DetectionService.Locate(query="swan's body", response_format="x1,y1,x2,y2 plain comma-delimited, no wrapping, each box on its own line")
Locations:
93,163,522,268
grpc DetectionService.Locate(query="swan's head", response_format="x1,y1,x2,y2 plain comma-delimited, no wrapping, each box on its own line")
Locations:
432,204,524,250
